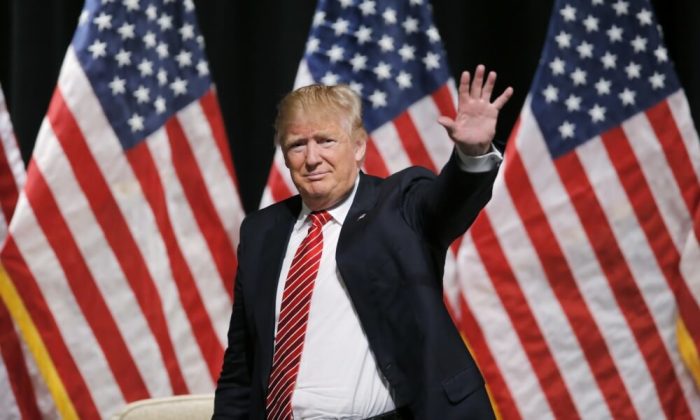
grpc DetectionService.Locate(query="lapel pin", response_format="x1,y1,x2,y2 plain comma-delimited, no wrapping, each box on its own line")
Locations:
357,213,366,221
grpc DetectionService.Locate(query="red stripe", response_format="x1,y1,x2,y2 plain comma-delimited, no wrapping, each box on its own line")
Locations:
0,298,42,420
127,141,224,382
166,117,237,300
447,292,522,420
505,150,638,418
431,84,457,118
363,137,389,178
393,112,438,173
470,213,579,418
555,150,691,419
26,165,149,401
268,163,294,204
0,135,20,224
47,92,188,395
200,90,238,188
1,237,100,418
602,126,698,412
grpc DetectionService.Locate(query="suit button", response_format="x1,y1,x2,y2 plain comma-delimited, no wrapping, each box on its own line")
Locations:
385,363,393,371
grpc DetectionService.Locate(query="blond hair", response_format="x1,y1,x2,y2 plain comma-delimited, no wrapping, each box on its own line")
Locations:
274,84,366,145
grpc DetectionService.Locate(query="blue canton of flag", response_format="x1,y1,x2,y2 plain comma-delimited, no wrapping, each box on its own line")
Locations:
305,0,451,132
531,0,678,157
73,0,211,150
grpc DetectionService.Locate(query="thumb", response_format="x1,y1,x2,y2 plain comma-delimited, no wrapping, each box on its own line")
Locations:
437,116,454,131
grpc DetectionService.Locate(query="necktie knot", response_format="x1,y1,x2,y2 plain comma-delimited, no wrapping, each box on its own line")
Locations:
309,210,332,228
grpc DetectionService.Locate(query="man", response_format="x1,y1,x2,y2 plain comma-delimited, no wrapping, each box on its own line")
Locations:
214,65,513,419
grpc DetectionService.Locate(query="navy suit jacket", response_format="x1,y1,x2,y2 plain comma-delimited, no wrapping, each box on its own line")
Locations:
214,153,498,419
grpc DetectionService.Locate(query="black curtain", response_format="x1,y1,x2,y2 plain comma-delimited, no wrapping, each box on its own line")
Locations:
2,0,699,212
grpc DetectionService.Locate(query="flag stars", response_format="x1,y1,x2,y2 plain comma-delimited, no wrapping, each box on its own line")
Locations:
369,89,387,108
355,26,372,44
396,71,412,89
128,114,144,132
619,88,636,105
637,8,653,25
117,23,135,40
88,39,107,59
123,0,139,11
115,49,131,66
93,12,112,31
601,51,617,69
423,52,440,70
560,4,576,22
79,10,89,25
402,17,419,34
542,84,559,103
382,8,397,24
156,42,169,58
326,44,344,63
359,0,376,16
649,72,666,89
582,15,599,32
157,68,168,85
197,60,209,76
570,67,587,85
145,5,157,20
555,31,572,48
426,26,440,43
109,76,126,95
179,23,195,40
606,25,623,42
321,71,339,85
350,53,367,71
559,121,575,139
175,50,192,67
307,37,320,53
373,61,392,80
378,35,394,52
154,96,166,114
138,58,154,76
349,81,363,95
332,18,350,36
594,78,611,95
592,0,604,5
143,31,157,48
313,11,326,26
576,41,594,58
654,46,668,62
612,0,629,16
170,77,188,95
550,57,566,75
133,85,150,103
398,44,415,61
625,61,641,79
183,0,194,11
588,104,606,122
630,35,647,52
565,94,581,111
158,13,173,31
338,0,353,8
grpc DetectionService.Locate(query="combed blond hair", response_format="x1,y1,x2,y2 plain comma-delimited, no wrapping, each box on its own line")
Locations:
274,84,366,145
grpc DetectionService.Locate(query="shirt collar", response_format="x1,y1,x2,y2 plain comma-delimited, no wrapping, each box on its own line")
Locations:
296,172,360,231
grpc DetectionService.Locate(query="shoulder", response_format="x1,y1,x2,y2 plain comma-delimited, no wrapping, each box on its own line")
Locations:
239,195,301,236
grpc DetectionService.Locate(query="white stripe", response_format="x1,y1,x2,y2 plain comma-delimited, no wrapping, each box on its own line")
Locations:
407,93,454,169
515,105,663,418
680,231,700,314
294,60,316,89
146,127,231,350
456,233,554,419
0,357,22,420
370,122,411,173
486,179,609,418
260,149,296,208
10,188,124,414
667,91,700,181
176,100,243,248
17,328,60,420
34,122,171,398
0,84,26,193
57,48,213,394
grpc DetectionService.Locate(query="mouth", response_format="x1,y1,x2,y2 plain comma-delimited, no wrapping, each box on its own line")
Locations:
305,172,328,181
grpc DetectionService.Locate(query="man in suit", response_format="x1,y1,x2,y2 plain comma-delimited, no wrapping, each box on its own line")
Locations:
214,65,513,419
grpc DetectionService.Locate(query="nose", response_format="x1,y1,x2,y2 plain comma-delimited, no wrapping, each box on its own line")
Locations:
305,141,322,167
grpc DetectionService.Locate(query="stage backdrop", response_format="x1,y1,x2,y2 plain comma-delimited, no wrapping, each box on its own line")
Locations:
1,0,699,211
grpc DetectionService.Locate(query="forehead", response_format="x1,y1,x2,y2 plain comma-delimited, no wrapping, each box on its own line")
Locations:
283,108,350,138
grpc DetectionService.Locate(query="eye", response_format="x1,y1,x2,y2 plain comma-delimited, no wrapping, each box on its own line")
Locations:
318,138,336,147
286,140,305,152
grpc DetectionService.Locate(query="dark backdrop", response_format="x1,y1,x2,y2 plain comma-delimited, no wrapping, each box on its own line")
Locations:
2,0,699,212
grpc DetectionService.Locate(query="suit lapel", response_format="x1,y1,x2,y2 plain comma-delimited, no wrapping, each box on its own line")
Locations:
255,197,300,389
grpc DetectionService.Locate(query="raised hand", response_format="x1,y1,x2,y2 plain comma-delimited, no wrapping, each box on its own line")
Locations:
438,65,513,156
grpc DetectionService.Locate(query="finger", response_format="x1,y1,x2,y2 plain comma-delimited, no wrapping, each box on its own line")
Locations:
482,71,497,101
492,86,514,110
437,116,455,132
471,64,485,99
458,71,471,104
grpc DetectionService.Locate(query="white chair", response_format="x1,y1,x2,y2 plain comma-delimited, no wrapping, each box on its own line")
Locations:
109,394,214,420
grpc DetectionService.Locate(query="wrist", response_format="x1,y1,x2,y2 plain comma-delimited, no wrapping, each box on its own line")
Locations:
456,142,491,157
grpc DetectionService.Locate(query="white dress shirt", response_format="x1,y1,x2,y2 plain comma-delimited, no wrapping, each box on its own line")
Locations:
274,147,502,419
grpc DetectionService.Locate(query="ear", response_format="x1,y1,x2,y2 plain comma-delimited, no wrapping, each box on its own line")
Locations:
353,129,367,165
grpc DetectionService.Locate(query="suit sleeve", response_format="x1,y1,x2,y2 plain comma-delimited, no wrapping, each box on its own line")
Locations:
402,149,499,250
213,218,253,419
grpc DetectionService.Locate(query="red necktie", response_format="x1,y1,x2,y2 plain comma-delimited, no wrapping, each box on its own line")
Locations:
265,210,332,420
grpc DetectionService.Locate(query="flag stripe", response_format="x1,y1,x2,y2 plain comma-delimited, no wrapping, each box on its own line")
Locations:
362,137,390,178
393,112,438,173
268,162,295,204
200,90,238,187
1,237,97,418
165,117,237,300
407,93,455,169
502,148,637,418
432,84,457,119
0,138,19,224
0,298,41,420
555,150,691,420
126,140,223,384
47,89,188,395
470,214,578,418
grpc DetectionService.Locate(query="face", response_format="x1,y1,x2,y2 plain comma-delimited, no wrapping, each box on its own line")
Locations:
281,109,366,211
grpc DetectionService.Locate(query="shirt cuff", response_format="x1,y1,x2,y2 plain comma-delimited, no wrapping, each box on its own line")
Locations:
455,144,503,173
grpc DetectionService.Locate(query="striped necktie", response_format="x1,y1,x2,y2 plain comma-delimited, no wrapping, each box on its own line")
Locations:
265,210,332,420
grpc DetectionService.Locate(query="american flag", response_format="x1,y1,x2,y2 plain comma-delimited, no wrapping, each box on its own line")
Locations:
445,0,700,418
0,0,244,417
260,0,459,206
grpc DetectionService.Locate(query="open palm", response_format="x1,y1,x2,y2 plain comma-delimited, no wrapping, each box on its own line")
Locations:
438,65,513,156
